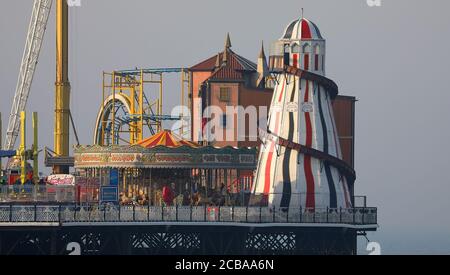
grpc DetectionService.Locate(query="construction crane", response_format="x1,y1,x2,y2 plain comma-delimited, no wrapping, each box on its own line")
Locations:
4,0,72,174
4,0,53,151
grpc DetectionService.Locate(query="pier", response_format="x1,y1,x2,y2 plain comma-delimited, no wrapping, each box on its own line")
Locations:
0,205,376,255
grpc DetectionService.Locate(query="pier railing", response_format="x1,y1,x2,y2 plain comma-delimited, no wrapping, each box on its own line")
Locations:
0,205,377,226
0,185,76,203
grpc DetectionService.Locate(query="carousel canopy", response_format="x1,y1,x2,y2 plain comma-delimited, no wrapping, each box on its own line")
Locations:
137,130,199,148
74,144,257,170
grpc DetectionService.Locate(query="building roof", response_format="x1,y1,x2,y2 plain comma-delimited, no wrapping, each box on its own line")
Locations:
137,130,199,148
281,18,323,40
232,51,257,71
208,49,257,81
190,50,256,73
190,53,222,72
189,33,256,77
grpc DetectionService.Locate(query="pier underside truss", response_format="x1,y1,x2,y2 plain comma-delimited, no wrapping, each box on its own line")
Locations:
0,225,361,255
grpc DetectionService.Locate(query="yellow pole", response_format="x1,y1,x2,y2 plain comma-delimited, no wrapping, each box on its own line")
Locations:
0,112,2,173
32,112,39,184
188,71,192,140
139,70,144,141
130,85,136,144
181,70,185,136
186,70,193,139
101,72,106,146
20,111,26,185
157,99,161,133
112,71,116,145
54,0,70,174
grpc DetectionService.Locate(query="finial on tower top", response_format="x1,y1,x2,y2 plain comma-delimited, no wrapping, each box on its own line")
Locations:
225,32,232,49
259,41,266,59
301,8,304,19
223,33,232,63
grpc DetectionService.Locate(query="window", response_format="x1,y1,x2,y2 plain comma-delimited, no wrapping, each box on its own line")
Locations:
304,54,309,71
221,114,228,128
315,54,319,71
302,43,311,53
219,87,230,102
314,45,320,71
293,54,299,68
283,44,290,65
291,43,300,53
314,44,321,55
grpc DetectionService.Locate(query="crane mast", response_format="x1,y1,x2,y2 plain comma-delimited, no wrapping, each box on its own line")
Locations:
4,0,53,150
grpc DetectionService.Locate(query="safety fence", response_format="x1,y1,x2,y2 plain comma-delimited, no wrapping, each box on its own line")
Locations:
0,205,377,225
0,185,76,203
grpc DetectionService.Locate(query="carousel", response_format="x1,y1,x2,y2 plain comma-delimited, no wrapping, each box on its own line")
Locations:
74,130,257,206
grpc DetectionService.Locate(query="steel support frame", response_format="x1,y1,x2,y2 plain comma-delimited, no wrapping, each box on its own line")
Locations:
0,225,359,255
99,68,191,146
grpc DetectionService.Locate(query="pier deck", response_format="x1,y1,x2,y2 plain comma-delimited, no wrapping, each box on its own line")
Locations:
0,205,377,255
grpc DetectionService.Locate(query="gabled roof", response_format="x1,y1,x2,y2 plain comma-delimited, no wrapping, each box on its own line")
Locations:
190,53,223,72
189,50,256,72
209,49,256,81
209,66,242,82
189,34,257,83
190,50,257,83
232,51,257,71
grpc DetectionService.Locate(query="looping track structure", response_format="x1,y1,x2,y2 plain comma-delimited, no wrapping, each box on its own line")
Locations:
94,69,190,146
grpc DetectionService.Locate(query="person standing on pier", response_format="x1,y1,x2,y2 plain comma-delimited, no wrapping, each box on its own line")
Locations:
162,183,175,206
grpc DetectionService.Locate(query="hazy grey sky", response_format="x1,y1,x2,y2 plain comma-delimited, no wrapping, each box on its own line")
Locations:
1,0,450,254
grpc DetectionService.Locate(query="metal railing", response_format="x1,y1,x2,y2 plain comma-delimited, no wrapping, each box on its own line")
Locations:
0,185,76,203
0,205,377,226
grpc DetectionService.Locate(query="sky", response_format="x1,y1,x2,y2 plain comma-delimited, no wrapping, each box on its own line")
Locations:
1,0,450,254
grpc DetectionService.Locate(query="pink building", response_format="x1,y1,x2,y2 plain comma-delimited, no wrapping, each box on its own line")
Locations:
189,34,272,148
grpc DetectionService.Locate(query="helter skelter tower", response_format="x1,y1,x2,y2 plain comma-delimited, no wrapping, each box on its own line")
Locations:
253,16,355,210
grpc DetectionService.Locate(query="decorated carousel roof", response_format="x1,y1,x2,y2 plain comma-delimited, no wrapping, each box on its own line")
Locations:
137,130,199,148
73,138,257,170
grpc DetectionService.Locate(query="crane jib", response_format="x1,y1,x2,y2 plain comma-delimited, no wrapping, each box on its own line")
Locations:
4,0,53,150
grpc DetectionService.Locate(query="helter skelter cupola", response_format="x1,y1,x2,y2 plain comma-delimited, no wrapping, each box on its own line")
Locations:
253,16,355,210
269,17,325,75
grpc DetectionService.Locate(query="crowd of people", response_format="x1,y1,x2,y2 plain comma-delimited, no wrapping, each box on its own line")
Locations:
119,182,249,207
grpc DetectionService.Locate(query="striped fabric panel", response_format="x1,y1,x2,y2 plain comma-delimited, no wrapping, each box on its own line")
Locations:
282,18,324,40
137,130,199,148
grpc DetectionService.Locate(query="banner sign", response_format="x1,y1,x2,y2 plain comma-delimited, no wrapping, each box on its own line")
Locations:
100,186,119,203
47,174,75,186
74,146,257,169
202,154,232,163
154,154,193,163
110,169,119,186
